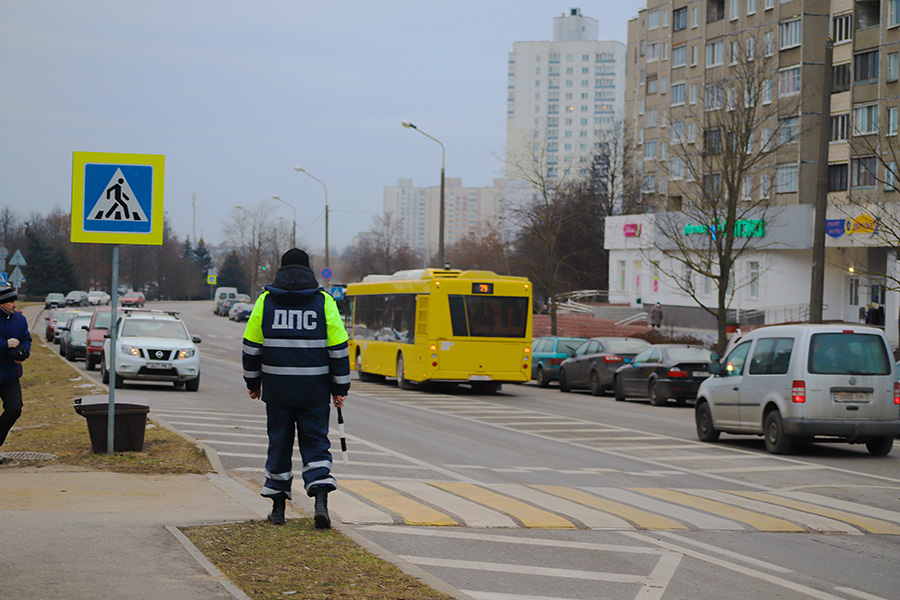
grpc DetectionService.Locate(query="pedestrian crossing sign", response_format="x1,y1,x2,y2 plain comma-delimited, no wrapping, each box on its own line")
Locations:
71,151,165,245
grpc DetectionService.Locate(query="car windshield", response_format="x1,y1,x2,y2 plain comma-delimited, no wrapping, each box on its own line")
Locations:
557,340,583,354
93,312,111,330
665,347,712,362
121,319,189,340
605,339,651,354
47,294,64,301
808,333,891,375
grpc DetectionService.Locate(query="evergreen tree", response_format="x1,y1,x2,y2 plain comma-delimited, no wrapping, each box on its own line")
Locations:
218,250,249,294
193,238,214,271
21,226,77,296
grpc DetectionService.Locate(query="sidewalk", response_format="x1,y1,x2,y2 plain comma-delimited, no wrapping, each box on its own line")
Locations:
0,466,270,600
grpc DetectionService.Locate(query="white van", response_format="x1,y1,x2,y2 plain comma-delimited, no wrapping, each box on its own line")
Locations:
695,324,899,455
213,287,238,315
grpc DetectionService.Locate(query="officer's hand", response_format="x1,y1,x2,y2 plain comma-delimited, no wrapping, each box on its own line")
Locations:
7,338,19,349
248,388,261,400
332,395,346,408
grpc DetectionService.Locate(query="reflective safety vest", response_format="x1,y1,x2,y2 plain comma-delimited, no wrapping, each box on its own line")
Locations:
242,289,350,406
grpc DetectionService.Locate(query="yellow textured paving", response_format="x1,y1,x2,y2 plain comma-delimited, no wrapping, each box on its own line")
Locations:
532,485,688,530
632,488,804,532
433,482,577,528
728,491,900,535
341,480,457,526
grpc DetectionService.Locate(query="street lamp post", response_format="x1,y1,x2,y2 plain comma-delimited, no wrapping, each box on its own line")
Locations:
402,120,445,269
270,195,296,248
294,167,329,269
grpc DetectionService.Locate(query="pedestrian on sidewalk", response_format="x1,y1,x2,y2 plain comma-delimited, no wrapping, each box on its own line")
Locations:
0,284,31,464
242,248,351,528
649,302,663,329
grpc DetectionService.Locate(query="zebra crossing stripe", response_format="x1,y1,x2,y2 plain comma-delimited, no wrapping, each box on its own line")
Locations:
389,482,517,528
697,489,861,534
632,488,804,532
493,484,632,530
532,485,686,531
586,488,743,530
330,489,394,524
432,482,577,529
341,480,457,526
727,491,900,535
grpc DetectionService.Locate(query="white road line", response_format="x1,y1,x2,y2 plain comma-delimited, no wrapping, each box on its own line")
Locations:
636,550,682,600
163,421,267,431
492,484,633,530
388,481,517,528
462,591,583,600
197,440,268,447
398,555,648,583
640,454,767,461
778,490,900,524
833,586,890,600
154,409,265,420
331,489,395,524
178,430,266,439
586,487,744,530
652,531,794,573
699,465,827,474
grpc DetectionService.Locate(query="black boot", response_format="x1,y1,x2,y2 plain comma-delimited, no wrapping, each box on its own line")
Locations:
314,491,330,529
267,493,286,525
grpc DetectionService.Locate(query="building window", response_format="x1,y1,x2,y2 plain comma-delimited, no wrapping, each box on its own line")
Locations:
888,53,899,81
889,107,899,135
690,84,698,104
779,66,801,96
761,173,772,198
762,79,772,104
742,176,753,201
776,164,798,193
831,113,850,141
647,74,658,94
828,163,848,191
671,120,685,143
833,63,851,92
780,20,802,49
856,0,881,29
674,6,688,30
642,174,657,192
854,50,879,83
747,0,757,14
765,0,774,9
761,126,773,151
853,104,878,134
890,0,900,27
764,32,773,56
670,158,685,179
707,40,724,66
645,109,658,128
729,41,739,65
672,43,687,67
747,37,756,61
648,8,660,28
691,45,698,66
777,116,799,145
749,262,760,299
833,13,852,42
851,157,877,187
886,162,899,191
708,0,725,22
647,42,659,62
705,84,723,110
704,128,722,155
671,82,686,105
731,0,740,20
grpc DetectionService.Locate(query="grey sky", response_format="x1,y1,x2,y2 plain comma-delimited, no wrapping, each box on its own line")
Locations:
1,1,644,256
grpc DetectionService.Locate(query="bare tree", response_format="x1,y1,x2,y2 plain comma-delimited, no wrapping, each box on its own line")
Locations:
646,33,814,351
223,200,278,296
445,225,510,274
341,212,421,281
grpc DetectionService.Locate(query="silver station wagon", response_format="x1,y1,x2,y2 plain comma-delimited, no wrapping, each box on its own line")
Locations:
695,324,900,455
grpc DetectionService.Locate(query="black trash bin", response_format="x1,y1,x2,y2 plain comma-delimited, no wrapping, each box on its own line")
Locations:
74,395,150,453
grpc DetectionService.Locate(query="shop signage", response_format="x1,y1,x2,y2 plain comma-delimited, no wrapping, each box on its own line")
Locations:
682,219,765,238
623,223,642,237
825,214,879,238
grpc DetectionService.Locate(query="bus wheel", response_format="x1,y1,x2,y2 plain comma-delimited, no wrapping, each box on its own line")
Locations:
357,352,382,382
396,354,414,390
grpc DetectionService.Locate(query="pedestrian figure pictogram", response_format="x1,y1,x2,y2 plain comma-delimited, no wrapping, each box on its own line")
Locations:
87,168,149,223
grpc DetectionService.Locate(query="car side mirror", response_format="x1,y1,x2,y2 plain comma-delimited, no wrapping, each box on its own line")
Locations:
709,353,721,375
192,336,201,344
104,332,110,339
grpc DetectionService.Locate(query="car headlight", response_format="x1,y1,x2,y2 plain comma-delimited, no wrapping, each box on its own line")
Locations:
175,348,195,360
121,345,141,358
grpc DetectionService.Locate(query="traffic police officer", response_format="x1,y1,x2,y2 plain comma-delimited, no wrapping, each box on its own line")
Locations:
242,248,350,528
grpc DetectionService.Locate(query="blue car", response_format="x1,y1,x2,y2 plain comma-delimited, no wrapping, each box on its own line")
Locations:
531,336,587,387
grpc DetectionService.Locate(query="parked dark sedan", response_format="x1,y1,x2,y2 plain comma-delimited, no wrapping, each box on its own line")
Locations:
558,337,651,395
613,344,713,406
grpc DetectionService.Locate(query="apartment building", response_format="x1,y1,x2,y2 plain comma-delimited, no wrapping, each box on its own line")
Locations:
383,178,505,256
608,0,900,342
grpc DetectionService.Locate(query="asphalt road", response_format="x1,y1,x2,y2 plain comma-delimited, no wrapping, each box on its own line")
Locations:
47,301,900,600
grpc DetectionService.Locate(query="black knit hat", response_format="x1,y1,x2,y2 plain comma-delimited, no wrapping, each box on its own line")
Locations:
281,248,310,268
0,284,16,304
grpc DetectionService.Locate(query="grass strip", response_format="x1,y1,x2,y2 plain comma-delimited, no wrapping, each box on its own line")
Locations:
183,519,454,600
3,328,211,474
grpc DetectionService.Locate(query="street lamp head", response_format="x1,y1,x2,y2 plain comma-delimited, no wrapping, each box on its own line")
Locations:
293,166,305,173
401,120,416,130
271,195,280,200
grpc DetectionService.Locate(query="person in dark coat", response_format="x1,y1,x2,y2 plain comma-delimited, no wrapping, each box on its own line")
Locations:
649,302,663,328
242,249,351,528
0,284,31,464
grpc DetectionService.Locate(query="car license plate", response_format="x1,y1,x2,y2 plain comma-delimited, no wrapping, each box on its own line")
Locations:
693,371,710,378
469,375,491,381
834,391,869,403
146,362,171,370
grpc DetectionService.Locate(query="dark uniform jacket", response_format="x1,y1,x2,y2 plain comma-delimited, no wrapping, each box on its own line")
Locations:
242,265,350,406
0,309,31,383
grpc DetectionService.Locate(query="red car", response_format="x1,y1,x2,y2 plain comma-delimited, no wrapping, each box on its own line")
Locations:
120,292,146,307
85,308,111,370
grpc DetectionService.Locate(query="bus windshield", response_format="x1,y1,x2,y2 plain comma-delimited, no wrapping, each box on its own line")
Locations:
448,295,529,338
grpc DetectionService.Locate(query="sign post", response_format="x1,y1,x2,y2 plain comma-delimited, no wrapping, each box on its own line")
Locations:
72,151,165,455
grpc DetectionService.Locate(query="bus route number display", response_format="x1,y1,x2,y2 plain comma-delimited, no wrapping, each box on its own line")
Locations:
472,282,494,295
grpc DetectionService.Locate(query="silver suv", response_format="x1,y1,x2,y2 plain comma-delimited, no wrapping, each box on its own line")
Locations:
101,309,202,391
695,324,899,455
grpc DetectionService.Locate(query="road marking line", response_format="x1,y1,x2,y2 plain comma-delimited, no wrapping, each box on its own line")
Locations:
640,454,767,461
389,482,517,528
164,421,267,431
341,480,457,526
698,465,827,474
632,488,803,532
698,490,860,534
177,430,267,439
397,555,647,583
534,485,686,530
833,586,891,600
433,482,577,529
779,490,900,525
462,591,585,600
653,531,794,573
493,483,632,529
586,488,742,530
728,491,900,535
638,550,682,600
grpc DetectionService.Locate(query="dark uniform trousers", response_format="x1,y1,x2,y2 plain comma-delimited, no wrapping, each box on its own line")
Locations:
263,402,336,499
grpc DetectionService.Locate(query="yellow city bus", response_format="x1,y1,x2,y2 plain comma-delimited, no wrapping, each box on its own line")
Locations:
345,269,533,393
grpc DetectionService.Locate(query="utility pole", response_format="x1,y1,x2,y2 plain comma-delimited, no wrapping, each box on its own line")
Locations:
809,39,833,323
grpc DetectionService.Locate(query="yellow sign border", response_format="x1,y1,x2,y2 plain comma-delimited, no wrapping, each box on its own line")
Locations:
71,151,165,245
